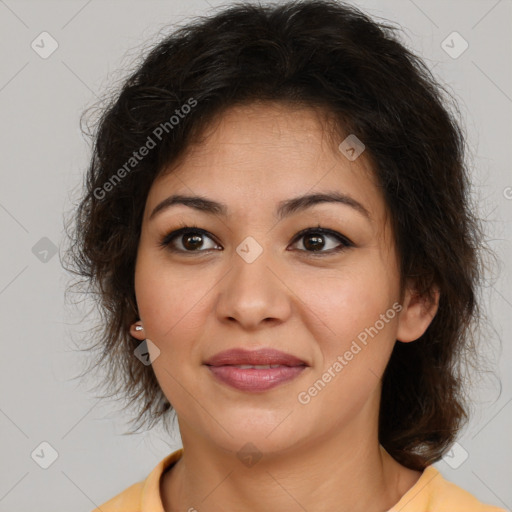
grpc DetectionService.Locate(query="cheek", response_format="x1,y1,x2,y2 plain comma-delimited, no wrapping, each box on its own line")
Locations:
134,251,213,341
296,274,398,417
134,257,210,410
298,266,397,341
299,265,399,394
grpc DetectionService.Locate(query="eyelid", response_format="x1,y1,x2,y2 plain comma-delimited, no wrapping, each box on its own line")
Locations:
290,226,354,250
159,225,354,254
159,225,221,252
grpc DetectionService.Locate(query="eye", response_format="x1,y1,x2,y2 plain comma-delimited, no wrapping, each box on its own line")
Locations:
290,226,353,255
159,226,221,253
159,224,354,256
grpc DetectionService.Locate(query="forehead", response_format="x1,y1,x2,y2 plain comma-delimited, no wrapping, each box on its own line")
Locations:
146,102,388,231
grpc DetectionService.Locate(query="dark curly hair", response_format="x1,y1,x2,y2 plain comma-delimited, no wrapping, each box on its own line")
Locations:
62,0,491,471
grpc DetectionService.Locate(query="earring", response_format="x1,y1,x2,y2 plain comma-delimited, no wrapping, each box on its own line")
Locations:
135,325,143,331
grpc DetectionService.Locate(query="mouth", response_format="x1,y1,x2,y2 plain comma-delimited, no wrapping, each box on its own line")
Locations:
204,348,308,392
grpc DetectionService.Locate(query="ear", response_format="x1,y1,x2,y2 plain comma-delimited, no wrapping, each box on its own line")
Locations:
396,282,440,343
130,321,146,341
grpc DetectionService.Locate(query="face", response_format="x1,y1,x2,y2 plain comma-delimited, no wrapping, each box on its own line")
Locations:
130,102,435,457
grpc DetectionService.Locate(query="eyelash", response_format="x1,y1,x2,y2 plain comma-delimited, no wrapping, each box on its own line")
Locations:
158,222,354,257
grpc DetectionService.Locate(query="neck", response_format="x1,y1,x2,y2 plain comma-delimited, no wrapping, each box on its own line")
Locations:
161,419,421,512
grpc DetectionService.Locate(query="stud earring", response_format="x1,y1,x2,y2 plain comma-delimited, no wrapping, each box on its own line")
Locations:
135,325,143,331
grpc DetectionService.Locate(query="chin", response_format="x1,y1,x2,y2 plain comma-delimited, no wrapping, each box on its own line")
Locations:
199,410,306,457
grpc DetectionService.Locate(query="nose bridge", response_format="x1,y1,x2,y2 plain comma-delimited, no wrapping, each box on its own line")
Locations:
216,235,290,327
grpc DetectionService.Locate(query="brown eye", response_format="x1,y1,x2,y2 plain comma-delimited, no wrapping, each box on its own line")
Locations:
159,225,353,256
181,232,206,250
302,233,327,251
290,227,353,255
160,228,220,253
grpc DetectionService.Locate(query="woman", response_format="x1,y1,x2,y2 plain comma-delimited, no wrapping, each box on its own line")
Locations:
64,0,506,510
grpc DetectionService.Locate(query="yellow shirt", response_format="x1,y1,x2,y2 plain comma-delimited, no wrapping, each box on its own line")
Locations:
92,448,507,512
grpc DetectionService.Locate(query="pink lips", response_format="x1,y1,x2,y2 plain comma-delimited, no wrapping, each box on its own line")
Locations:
204,348,308,392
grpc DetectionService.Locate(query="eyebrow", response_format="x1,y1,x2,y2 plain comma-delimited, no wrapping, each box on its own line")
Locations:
149,191,371,222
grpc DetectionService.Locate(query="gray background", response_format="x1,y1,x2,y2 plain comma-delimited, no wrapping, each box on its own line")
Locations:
0,0,511,510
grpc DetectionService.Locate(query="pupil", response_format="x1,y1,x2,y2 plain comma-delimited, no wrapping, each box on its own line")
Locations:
304,234,324,251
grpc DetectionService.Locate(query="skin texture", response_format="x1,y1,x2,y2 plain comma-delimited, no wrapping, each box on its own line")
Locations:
129,102,439,512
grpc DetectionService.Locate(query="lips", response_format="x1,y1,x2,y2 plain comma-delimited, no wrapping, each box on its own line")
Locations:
204,348,308,392
204,348,307,367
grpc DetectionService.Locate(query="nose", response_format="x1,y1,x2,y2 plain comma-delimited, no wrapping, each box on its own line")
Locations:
215,245,292,331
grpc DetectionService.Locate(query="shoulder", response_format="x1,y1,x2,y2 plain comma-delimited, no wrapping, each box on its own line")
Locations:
90,448,184,512
389,465,507,512
91,481,145,512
